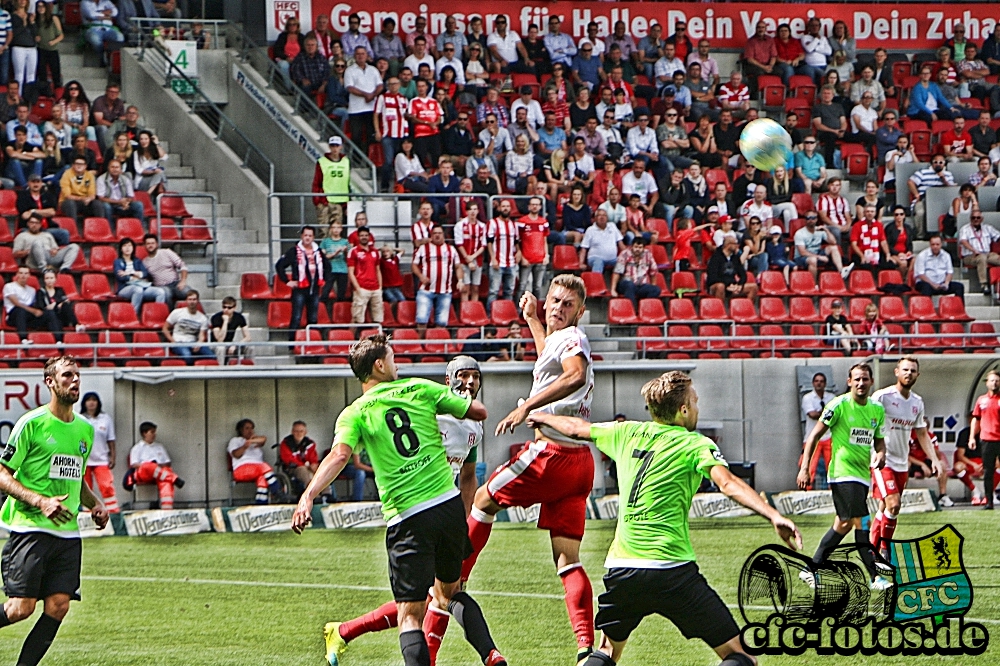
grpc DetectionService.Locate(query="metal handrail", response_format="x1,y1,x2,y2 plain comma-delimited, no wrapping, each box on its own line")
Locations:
156,192,219,287
225,24,378,193
127,17,227,49
135,36,275,192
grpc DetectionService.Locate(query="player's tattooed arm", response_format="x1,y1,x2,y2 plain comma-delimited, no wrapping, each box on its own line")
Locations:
797,420,830,489
79,480,109,529
525,412,593,440
0,464,74,525
712,465,803,551
292,443,352,534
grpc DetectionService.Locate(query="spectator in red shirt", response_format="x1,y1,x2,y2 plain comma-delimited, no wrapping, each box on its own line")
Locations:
742,21,777,96
278,420,319,492
716,71,751,118
971,371,1000,510
347,228,383,323
589,158,623,208
941,117,976,163
516,196,551,302
774,24,804,85
379,246,406,303
411,201,435,249
850,204,895,273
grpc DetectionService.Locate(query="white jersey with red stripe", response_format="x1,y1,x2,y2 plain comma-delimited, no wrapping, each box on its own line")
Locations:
374,92,409,139
414,242,460,294
411,220,434,245
871,385,925,473
487,216,520,268
529,326,594,445
454,218,488,266
438,414,482,481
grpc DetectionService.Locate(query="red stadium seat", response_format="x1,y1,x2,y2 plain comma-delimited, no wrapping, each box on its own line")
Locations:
181,218,213,241
331,301,353,324
789,324,820,349
635,326,668,354
646,218,670,241
668,298,698,321
25,333,56,358
396,300,418,327
267,301,291,328
116,218,145,243
133,191,154,218
63,332,94,359
0,247,16,271
653,272,670,297
791,193,814,216
789,297,821,323
848,298,873,322
938,322,964,349
423,329,453,355
762,85,785,107
638,298,667,324
759,324,790,348
459,301,490,327
391,328,424,355
670,271,698,295
667,325,698,350
552,245,580,272
790,271,818,296
698,324,729,351
95,330,130,358
327,329,355,356
52,217,82,242
878,296,911,323
698,297,727,320
240,273,272,300
759,297,790,323
650,244,670,269
55,273,79,300
608,298,639,325
88,245,117,272
704,168,731,192
729,298,760,323
969,322,999,349
107,302,142,330
819,272,851,296
140,302,170,329
158,194,191,218
909,321,940,349
848,270,879,295
83,217,116,243
907,295,938,322
132,331,166,357
490,299,519,326
878,271,905,290
80,274,114,300
73,302,106,330
294,329,325,356
581,272,608,298
938,295,972,321
0,190,17,217
758,271,791,296
0,220,11,243
731,325,760,349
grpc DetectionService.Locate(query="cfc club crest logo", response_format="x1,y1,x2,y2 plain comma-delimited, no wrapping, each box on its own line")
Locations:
737,525,988,656
79,440,87,455
273,1,300,32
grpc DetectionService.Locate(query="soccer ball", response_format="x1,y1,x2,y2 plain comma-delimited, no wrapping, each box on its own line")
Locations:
739,118,792,172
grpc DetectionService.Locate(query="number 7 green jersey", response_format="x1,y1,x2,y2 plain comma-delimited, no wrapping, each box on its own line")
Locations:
591,421,727,567
334,378,472,525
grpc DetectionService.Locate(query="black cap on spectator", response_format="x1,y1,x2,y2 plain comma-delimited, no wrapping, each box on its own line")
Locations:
474,140,485,149
520,85,533,95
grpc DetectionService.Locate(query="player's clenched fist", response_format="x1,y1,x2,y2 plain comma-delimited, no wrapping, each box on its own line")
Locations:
519,292,538,322
90,505,110,530
291,497,313,534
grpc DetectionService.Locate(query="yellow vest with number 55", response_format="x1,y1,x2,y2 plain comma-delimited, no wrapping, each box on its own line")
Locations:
318,155,350,204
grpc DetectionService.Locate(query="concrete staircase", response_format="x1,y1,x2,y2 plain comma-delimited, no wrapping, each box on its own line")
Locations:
59,31,272,324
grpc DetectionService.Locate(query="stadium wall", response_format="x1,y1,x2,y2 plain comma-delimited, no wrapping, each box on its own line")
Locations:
121,50,274,245
2,358,994,505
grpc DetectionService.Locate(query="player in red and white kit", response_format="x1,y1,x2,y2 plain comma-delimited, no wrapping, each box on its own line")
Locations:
462,274,597,663
869,357,940,558
908,423,953,506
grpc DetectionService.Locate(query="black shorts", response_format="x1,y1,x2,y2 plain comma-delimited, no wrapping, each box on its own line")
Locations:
1,531,82,601
385,494,472,602
831,481,870,519
595,563,740,648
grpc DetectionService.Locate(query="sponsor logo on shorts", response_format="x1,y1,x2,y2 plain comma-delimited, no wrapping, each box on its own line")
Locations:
738,524,987,656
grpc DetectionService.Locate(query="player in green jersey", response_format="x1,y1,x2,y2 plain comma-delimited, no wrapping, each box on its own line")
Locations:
290,335,507,666
527,371,801,666
798,363,887,577
0,356,109,666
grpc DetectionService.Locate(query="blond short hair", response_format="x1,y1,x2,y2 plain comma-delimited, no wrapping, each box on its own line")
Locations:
548,274,586,305
641,371,693,423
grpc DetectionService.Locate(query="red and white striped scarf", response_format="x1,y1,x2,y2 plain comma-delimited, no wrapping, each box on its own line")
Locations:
296,242,325,290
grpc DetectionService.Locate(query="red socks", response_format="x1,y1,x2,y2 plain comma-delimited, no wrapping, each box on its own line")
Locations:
339,601,398,642
422,604,451,666
461,508,495,582
958,469,976,491
881,512,898,543
870,511,883,547
558,564,595,650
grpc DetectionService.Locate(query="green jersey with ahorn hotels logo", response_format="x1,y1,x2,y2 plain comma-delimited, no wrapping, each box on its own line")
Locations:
0,406,93,537
821,393,885,485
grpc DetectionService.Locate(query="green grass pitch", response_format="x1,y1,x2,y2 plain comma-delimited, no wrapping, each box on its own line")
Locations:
1,511,997,665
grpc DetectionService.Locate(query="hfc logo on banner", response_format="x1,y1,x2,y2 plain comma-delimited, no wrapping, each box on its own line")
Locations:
273,1,312,33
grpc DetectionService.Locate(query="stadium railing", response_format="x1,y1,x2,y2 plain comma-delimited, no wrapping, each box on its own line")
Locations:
156,192,219,287
127,17,227,49
135,31,276,193
225,23,378,194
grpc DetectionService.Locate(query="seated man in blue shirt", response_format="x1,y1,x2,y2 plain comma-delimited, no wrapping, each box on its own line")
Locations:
794,137,828,194
534,111,568,170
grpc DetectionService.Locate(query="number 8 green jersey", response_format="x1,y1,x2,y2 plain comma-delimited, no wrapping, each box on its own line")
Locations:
591,421,727,567
334,378,472,525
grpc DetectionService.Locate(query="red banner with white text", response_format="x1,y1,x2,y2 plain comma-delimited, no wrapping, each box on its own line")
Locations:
265,1,999,50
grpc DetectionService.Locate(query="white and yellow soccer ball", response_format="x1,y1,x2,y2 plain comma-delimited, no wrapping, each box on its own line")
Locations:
739,118,792,172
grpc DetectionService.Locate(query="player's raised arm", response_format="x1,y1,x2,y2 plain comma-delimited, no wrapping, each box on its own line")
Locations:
495,354,588,435
525,412,593,441
520,292,548,353
291,442,353,534
464,399,488,422
797,419,830,489
711,465,803,551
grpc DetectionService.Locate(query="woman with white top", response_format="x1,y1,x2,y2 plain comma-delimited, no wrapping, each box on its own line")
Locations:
883,134,916,195
132,130,167,195
81,391,119,513
114,237,166,315
227,419,286,505
395,136,429,192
